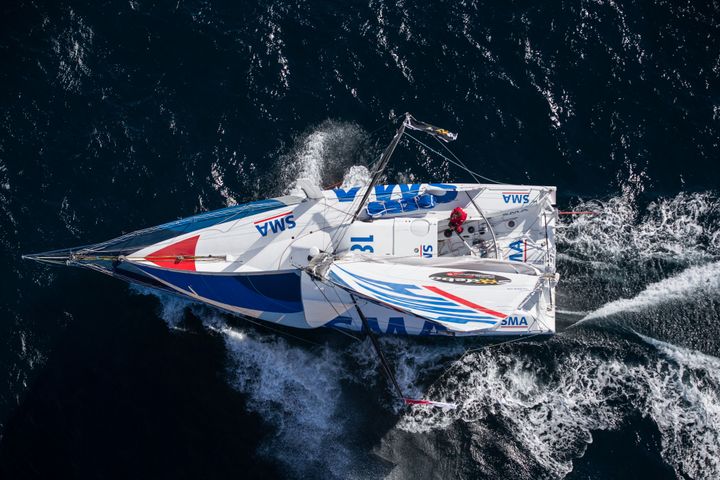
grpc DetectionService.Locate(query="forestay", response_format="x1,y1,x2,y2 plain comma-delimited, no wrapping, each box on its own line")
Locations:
326,257,542,333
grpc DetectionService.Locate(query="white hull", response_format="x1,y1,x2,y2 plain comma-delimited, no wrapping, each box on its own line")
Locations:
28,182,558,337
134,183,556,336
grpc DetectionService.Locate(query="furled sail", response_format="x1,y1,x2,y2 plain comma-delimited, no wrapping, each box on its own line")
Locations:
326,257,542,332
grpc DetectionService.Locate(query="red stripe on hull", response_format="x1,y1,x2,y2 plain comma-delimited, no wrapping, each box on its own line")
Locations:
145,235,200,271
253,211,292,224
422,285,507,318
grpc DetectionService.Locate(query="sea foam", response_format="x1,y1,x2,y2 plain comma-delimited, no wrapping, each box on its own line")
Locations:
395,332,720,479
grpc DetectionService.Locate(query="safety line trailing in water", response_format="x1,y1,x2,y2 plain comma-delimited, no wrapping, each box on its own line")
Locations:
350,295,457,410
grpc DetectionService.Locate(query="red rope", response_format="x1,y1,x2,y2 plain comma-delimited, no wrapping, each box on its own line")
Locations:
324,180,342,189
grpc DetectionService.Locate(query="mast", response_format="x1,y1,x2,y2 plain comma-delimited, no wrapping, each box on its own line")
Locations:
347,112,458,224
349,114,409,223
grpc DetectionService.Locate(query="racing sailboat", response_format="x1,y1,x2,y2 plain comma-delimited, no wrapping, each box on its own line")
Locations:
25,114,559,407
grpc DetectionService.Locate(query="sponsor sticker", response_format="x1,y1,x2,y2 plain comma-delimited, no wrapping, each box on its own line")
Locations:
429,271,511,286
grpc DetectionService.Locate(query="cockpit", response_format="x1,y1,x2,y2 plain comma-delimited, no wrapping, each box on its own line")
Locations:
436,217,497,258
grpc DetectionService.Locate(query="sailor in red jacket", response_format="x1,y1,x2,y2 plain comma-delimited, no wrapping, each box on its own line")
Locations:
448,207,467,234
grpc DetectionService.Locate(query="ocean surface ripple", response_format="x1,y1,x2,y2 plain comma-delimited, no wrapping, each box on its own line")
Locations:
1,0,719,479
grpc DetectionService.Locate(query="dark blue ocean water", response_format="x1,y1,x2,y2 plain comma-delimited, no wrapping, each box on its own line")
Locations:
1,1,719,478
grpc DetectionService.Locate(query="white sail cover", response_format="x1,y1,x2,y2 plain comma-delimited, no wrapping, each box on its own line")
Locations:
327,258,542,332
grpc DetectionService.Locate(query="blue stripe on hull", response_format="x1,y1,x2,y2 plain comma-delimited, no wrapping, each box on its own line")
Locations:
76,199,290,256
134,265,303,313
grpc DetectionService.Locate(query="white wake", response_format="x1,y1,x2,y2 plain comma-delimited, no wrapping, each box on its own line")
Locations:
284,120,372,197
579,261,720,323
558,189,720,262
396,334,720,479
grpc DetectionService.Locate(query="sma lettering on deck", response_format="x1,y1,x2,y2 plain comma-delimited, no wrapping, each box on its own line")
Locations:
255,213,296,237
508,240,525,261
502,192,530,204
501,316,528,327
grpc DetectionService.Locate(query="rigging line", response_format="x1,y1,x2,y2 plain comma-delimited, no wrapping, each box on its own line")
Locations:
405,133,504,185
310,277,363,342
361,118,402,172
351,295,406,401
349,117,407,224
464,190,500,259
435,135,508,186
533,308,553,334
327,208,356,254
326,205,356,257
331,122,394,252
325,274,362,329
326,133,501,253
367,119,396,137
453,229,478,257
326,153,384,251
61,254,228,262
329,197,362,243
433,135,483,184
313,200,344,250
324,121,388,191
294,259,362,343
309,278,345,319
328,324,363,342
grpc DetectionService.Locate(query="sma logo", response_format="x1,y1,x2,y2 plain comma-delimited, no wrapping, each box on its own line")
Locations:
508,240,525,262
421,244,433,258
502,191,530,204
254,212,296,237
501,316,528,327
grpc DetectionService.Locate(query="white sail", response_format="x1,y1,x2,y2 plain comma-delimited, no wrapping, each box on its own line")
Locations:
326,256,542,333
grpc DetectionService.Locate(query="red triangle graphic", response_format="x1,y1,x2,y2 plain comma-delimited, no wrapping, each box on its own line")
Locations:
145,235,200,271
